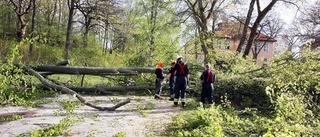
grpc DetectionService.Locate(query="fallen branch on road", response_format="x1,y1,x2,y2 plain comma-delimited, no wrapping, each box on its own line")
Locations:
23,65,130,111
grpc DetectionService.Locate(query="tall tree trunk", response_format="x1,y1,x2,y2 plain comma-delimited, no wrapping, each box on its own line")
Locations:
83,16,90,48
17,23,27,42
9,0,32,42
185,0,218,64
29,0,36,54
65,0,75,60
148,0,158,67
236,0,255,53
58,0,61,29
243,0,278,56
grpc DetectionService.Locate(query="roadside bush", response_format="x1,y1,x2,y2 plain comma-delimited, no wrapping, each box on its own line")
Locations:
0,43,55,106
166,49,320,136
215,74,270,108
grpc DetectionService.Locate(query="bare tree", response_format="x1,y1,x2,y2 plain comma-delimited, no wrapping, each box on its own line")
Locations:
29,0,36,54
252,14,284,59
238,0,301,57
184,0,228,63
236,0,255,53
242,0,278,57
9,0,33,42
65,0,76,60
297,1,320,50
282,32,299,52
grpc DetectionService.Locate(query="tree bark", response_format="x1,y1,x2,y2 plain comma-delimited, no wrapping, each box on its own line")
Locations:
23,65,130,111
65,0,75,60
69,86,168,92
185,0,218,63
29,0,36,54
9,0,32,42
236,0,255,53
32,65,168,75
243,0,278,56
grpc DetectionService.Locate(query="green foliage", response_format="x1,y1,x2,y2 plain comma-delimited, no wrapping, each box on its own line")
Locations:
22,44,64,64
27,116,80,137
60,99,82,114
166,105,224,137
215,75,270,108
136,102,155,117
0,114,23,122
0,43,55,106
167,48,320,136
167,102,320,136
114,131,128,137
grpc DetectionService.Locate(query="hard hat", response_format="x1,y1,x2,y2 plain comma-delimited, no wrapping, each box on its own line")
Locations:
171,60,175,64
176,54,183,59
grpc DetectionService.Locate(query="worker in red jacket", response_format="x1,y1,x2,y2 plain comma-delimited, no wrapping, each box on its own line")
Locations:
172,55,189,107
200,64,216,105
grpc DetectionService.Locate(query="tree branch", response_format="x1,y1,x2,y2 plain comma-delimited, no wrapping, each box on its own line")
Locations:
23,65,130,111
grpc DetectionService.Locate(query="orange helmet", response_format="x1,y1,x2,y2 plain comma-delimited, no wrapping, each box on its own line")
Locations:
157,61,163,68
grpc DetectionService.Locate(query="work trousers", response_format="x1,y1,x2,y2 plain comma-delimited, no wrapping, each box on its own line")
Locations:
155,78,163,96
173,76,187,104
169,77,175,98
201,83,214,104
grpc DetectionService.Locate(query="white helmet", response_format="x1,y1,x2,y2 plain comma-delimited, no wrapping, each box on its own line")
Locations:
176,54,183,59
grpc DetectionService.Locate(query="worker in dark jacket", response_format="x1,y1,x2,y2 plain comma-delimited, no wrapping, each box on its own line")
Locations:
155,61,164,99
167,60,176,101
172,55,189,107
200,64,216,105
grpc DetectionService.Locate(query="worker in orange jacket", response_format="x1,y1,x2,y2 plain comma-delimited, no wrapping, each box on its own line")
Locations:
154,61,164,99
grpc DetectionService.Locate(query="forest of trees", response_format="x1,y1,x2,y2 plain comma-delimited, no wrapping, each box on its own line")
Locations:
1,0,318,64
0,0,320,136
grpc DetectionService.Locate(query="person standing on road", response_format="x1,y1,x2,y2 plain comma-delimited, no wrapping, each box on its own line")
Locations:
167,60,176,101
200,64,216,105
172,55,189,107
155,61,164,99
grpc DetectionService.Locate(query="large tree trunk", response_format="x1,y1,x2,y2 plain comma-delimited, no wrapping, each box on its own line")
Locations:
236,0,255,53
23,65,130,111
29,0,36,54
9,0,32,42
243,0,278,56
55,86,169,94
185,0,218,64
32,65,168,75
65,0,75,60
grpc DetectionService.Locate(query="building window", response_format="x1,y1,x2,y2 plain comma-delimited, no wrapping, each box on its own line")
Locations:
217,39,222,49
225,40,230,50
256,42,261,51
264,43,269,52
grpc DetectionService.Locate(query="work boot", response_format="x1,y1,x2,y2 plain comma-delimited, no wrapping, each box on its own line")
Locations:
182,102,186,108
154,95,160,99
173,102,178,107
168,98,174,101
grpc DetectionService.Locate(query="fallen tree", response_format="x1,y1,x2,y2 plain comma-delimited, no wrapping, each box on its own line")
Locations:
22,65,130,111
31,65,168,76
38,85,170,95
